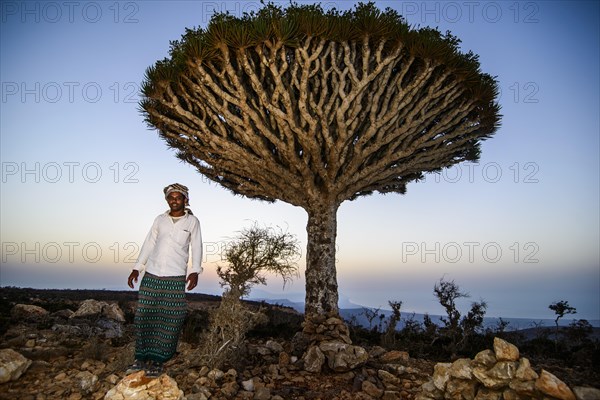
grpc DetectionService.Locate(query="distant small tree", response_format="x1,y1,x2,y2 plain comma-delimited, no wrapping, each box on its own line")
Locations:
401,313,422,336
378,313,386,332
433,277,487,355
434,278,468,335
423,313,437,337
530,320,549,341
347,315,360,329
549,300,577,342
382,300,402,346
458,299,487,350
490,317,510,335
362,306,381,331
217,223,300,298
461,299,487,336
565,319,593,345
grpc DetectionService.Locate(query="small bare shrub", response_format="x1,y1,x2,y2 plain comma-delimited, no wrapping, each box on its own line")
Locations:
194,223,299,370
195,289,267,369
361,306,381,331
381,301,402,347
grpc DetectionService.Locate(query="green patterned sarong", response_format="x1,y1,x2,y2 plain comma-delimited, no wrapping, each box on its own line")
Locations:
134,273,187,363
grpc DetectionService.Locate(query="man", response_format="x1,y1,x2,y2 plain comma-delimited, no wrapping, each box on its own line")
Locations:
127,183,203,377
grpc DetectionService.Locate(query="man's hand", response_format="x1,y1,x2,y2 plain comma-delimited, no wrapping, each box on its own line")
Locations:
128,270,140,289
186,273,198,291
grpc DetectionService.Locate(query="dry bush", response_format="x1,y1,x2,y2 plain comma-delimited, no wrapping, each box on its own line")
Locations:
194,289,267,370
192,223,299,369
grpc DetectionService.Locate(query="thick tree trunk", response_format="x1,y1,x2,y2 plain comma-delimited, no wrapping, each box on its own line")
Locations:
304,202,340,320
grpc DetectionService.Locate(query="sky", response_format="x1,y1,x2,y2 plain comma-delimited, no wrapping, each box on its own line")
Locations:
1,1,598,323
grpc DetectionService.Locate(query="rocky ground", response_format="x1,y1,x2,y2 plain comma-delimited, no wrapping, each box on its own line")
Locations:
0,288,597,400
0,325,434,400
0,289,434,399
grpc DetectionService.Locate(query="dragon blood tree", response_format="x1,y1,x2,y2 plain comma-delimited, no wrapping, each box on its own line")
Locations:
140,2,501,336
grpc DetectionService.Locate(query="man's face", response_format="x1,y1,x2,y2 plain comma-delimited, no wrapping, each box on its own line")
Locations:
166,192,186,214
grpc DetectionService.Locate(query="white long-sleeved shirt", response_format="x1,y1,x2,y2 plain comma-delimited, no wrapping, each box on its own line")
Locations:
133,210,203,277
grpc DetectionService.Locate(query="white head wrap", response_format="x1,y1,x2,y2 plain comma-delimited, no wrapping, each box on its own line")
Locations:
163,183,190,206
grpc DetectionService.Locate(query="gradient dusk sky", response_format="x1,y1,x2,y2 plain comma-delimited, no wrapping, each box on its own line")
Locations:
1,1,598,322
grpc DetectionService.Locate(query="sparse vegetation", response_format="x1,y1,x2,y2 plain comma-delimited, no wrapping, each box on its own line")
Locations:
361,306,381,331
431,277,488,357
381,300,402,347
346,279,599,376
549,300,577,344
194,223,300,370
0,282,598,392
195,289,268,370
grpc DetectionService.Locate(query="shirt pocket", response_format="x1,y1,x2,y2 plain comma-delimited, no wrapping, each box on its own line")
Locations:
173,229,191,246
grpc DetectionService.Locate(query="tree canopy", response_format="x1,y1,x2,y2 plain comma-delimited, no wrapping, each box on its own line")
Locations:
140,1,500,208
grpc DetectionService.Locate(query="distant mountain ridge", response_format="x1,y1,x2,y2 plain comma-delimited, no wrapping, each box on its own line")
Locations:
249,295,600,330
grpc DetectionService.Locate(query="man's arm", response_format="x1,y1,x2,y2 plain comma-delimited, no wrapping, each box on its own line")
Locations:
127,216,160,288
132,216,160,272
188,217,203,276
